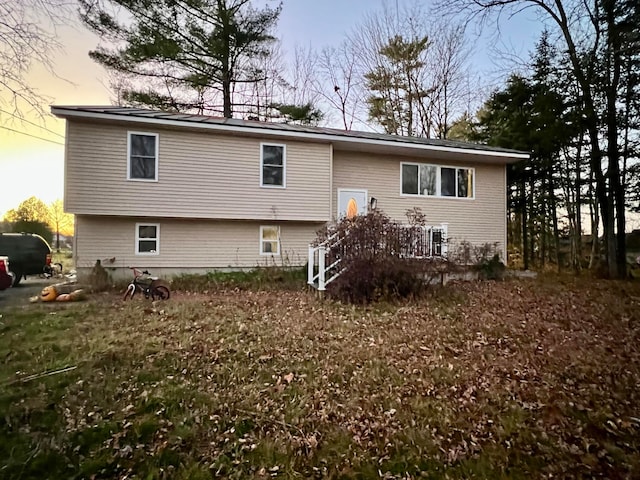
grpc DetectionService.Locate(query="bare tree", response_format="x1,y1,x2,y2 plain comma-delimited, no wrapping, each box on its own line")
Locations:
0,0,72,121
314,42,367,131
346,1,475,138
244,40,288,120
429,23,475,139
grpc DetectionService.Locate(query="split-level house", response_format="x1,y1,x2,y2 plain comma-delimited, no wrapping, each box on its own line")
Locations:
51,106,528,280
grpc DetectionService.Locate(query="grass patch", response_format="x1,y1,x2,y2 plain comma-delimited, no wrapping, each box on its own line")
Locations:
171,266,307,292
1,278,640,478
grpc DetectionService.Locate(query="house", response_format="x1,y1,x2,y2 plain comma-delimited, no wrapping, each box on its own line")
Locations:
51,106,528,279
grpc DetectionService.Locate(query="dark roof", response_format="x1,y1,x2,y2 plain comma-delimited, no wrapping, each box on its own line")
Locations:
51,105,529,156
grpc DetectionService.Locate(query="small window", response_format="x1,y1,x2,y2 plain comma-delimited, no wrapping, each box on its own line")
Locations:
128,132,158,181
136,223,159,255
261,144,286,187
260,226,280,255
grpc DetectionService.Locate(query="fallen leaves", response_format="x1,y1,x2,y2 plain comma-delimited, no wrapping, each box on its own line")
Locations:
3,277,640,478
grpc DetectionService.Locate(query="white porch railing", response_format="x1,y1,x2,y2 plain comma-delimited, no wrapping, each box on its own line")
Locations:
308,223,448,291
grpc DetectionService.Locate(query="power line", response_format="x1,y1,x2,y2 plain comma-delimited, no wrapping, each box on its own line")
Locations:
0,109,65,138
0,125,65,146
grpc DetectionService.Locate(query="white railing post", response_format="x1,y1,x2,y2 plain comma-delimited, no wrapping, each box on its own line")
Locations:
318,245,326,291
308,245,315,286
440,223,449,258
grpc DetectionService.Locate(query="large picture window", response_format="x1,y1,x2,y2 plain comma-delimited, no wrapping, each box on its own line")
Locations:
135,223,160,255
260,226,280,255
401,162,474,198
128,132,158,181
261,143,286,187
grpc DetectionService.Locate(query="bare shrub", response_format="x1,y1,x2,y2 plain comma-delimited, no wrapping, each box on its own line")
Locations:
316,211,447,304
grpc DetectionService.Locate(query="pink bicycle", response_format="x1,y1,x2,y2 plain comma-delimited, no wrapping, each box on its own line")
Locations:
123,267,170,300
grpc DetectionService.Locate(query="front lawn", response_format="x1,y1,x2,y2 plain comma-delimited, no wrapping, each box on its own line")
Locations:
1,276,639,478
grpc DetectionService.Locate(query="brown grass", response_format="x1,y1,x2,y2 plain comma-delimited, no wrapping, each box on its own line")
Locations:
1,276,639,479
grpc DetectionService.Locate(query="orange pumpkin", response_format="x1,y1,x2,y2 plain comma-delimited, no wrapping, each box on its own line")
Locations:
40,286,58,302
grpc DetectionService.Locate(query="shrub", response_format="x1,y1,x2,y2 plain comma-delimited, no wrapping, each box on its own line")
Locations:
316,211,447,304
476,253,506,280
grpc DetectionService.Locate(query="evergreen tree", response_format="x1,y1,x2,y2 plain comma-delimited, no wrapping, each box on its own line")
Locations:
439,0,640,277
364,35,432,136
79,0,281,118
475,33,576,269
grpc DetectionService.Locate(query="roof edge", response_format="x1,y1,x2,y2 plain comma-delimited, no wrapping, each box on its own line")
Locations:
51,106,530,161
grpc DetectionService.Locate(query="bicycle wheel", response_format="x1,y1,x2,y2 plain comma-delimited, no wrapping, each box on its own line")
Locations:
123,283,136,300
153,285,170,300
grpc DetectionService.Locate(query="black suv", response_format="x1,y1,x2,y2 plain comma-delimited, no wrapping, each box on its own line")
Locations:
0,233,52,286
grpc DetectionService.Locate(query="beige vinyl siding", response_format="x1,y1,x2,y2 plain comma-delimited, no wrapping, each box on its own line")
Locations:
65,121,331,221
333,151,507,252
74,215,320,277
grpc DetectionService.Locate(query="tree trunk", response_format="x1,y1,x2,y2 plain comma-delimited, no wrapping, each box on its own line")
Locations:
529,172,536,266
547,164,561,269
574,135,583,272
603,0,627,277
589,200,600,270
521,176,529,270
540,175,547,267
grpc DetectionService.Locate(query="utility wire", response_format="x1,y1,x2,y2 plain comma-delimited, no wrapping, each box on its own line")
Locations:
0,109,65,138
0,125,65,146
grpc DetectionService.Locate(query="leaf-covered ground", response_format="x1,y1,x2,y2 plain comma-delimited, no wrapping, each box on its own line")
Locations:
1,276,639,479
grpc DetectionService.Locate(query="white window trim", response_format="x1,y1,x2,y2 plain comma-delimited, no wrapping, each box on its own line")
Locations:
127,131,159,182
400,162,475,200
260,142,286,188
135,222,160,255
259,225,280,256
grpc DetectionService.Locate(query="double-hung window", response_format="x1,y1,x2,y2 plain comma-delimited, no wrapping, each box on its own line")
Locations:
261,143,286,187
401,163,474,198
260,226,280,255
135,223,160,255
128,132,158,181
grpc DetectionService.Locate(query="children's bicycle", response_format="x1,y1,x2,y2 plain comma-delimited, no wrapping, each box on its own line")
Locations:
123,267,171,301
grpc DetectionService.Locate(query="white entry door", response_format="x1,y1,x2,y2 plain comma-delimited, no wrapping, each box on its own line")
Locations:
337,189,368,219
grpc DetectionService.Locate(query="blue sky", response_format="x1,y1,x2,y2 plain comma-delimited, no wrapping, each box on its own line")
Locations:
0,0,544,217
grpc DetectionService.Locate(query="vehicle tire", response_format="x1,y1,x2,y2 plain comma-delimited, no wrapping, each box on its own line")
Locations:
123,284,136,301
153,285,170,300
12,270,22,287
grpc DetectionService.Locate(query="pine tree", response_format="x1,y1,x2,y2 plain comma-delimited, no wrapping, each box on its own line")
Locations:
79,0,281,118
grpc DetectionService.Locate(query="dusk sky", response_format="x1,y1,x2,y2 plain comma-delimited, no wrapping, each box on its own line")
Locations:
0,0,544,217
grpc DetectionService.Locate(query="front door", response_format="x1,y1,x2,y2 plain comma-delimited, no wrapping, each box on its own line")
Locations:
337,189,368,219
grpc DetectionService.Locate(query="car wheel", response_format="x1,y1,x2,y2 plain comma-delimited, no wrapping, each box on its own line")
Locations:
11,270,22,287
7,271,15,288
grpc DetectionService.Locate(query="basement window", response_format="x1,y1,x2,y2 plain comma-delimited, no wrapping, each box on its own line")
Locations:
136,223,159,255
260,226,280,255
